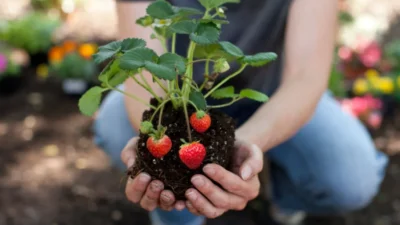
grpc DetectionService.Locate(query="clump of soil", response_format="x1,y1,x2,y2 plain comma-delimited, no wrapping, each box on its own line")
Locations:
128,99,236,200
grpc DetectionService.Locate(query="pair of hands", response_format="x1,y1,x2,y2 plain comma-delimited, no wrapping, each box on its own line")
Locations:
121,137,264,218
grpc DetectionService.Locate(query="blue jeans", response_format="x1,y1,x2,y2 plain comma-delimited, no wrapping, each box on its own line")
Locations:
94,90,388,225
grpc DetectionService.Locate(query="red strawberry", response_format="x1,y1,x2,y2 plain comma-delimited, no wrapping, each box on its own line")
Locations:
146,135,172,158
179,142,206,169
190,111,211,133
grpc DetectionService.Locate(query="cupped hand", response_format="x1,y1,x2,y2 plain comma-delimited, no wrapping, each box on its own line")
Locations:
185,139,264,218
121,137,186,211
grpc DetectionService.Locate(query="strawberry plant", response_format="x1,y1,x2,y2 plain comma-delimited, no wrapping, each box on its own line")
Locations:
78,0,276,199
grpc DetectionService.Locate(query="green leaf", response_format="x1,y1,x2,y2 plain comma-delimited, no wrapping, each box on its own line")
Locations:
199,19,229,25
119,47,158,70
240,52,277,67
172,7,203,17
136,15,154,27
146,0,175,19
121,38,146,52
193,44,236,61
140,121,154,134
169,20,198,34
239,89,269,102
108,70,130,87
159,53,186,74
189,23,220,45
145,61,176,80
219,41,244,57
198,0,240,9
92,41,122,64
211,86,236,99
78,86,105,116
189,91,207,110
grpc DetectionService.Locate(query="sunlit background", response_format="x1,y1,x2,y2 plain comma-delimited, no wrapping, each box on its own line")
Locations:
1,0,400,225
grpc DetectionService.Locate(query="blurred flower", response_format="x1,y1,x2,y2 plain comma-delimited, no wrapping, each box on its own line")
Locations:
48,46,64,63
367,111,382,129
363,95,382,110
10,49,29,67
353,78,368,95
36,64,49,79
365,69,379,79
351,97,369,116
396,76,400,88
63,40,78,54
377,77,394,94
357,40,381,68
0,54,7,73
78,43,97,60
338,46,353,62
152,19,172,28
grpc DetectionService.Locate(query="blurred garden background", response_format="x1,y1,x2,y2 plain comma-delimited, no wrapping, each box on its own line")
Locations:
2,0,400,224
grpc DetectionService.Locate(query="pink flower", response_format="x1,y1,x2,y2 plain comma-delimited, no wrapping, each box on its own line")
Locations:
0,54,7,73
363,95,383,110
357,40,382,67
367,111,382,129
351,97,369,116
338,46,353,62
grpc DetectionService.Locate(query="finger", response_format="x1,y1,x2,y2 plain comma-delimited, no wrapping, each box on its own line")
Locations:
239,144,264,180
160,190,175,211
185,188,225,219
121,137,139,167
203,164,251,198
175,201,186,211
140,180,164,211
191,175,246,210
125,173,151,203
186,201,201,216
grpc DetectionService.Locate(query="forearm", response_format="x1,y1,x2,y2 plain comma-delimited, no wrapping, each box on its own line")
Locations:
116,1,166,130
236,77,326,152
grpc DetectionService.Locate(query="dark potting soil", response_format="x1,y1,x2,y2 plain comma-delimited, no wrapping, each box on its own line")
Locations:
128,99,236,200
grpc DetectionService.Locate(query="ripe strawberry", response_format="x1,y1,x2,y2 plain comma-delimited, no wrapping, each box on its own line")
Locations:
146,135,172,158
190,111,211,133
179,142,206,169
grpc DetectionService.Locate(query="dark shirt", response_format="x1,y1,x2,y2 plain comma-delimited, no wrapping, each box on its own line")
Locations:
118,0,292,124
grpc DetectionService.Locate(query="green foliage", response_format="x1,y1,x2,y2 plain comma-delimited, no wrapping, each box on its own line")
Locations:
189,23,220,45
158,53,186,74
119,47,158,70
219,41,243,57
328,64,346,98
140,121,154,134
239,89,269,102
136,16,154,27
240,52,278,67
78,86,105,116
146,0,175,19
199,0,240,10
93,38,146,64
210,86,236,99
213,58,230,73
189,91,207,110
50,52,97,80
0,12,60,54
385,40,400,70
169,21,198,34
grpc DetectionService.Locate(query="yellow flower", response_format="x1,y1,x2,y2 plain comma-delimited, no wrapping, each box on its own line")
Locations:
36,64,49,79
396,76,400,88
353,78,369,95
377,77,394,94
78,43,97,60
48,46,64,63
365,69,379,79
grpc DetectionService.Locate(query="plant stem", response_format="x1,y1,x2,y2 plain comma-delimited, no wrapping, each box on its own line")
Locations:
208,97,243,109
158,103,165,128
187,58,215,65
137,72,162,102
171,33,176,54
130,75,161,102
111,85,156,110
205,64,248,98
182,42,197,98
199,58,211,90
152,75,168,93
150,99,171,122
182,99,192,142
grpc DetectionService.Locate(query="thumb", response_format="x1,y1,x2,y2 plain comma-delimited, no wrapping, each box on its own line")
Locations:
121,137,139,168
240,144,263,181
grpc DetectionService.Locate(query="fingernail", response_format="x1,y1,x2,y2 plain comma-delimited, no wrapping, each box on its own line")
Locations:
186,201,193,208
151,182,163,191
203,165,215,176
161,193,171,202
139,173,151,183
186,190,197,201
191,176,204,187
241,165,252,180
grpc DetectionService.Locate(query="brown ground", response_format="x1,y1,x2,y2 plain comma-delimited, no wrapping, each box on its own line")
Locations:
1,71,400,225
